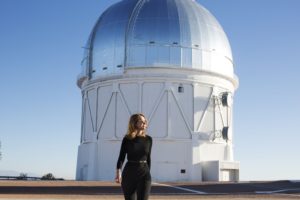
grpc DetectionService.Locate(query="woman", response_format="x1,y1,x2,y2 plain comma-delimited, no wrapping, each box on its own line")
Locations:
115,113,152,200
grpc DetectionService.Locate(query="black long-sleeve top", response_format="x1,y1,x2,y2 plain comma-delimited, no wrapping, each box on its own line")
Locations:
116,135,152,170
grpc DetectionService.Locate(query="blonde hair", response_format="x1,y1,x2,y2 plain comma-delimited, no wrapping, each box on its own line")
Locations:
125,113,148,139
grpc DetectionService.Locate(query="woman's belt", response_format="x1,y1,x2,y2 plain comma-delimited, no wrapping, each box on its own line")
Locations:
128,160,147,163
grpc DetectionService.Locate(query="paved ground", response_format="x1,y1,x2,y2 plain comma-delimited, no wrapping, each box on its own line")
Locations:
0,180,299,199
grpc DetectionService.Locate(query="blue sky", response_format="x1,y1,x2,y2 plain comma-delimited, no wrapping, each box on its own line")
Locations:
0,0,299,181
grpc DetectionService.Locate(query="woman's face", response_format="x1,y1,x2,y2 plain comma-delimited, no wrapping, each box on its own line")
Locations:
135,116,147,131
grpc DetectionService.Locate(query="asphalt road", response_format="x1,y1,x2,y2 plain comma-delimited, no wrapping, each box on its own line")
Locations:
0,180,299,199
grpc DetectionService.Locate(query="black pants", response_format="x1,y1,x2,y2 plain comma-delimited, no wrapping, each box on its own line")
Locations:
121,162,151,200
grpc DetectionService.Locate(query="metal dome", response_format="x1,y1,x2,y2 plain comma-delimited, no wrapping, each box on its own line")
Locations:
79,0,234,83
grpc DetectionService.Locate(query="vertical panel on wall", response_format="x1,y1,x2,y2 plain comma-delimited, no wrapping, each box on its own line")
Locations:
142,82,165,118
199,94,214,138
194,86,213,132
87,89,98,132
147,92,168,138
169,91,191,139
97,85,113,132
172,83,193,130
116,92,131,138
119,83,139,114
83,98,93,142
98,93,116,139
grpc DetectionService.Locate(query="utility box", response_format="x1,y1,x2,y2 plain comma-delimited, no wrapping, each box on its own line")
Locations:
202,160,239,182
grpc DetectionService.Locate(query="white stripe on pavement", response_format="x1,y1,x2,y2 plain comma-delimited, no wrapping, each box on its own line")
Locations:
154,182,207,194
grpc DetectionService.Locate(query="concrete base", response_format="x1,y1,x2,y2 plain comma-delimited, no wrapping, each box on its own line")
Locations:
202,160,239,182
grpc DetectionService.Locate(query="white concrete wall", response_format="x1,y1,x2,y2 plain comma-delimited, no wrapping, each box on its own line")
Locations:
76,142,97,181
76,68,238,181
202,160,239,182
151,140,191,182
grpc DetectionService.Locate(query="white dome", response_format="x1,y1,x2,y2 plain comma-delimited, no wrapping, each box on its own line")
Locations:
79,0,234,83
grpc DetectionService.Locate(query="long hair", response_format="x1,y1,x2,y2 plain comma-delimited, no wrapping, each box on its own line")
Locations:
125,113,148,139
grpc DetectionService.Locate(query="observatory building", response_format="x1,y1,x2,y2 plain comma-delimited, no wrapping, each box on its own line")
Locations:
76,0,239,182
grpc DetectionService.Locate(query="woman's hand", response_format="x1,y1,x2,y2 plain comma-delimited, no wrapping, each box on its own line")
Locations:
115,169,122,183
